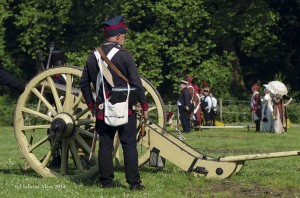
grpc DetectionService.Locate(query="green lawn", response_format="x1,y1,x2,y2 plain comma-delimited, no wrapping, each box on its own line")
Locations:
1,126,300,198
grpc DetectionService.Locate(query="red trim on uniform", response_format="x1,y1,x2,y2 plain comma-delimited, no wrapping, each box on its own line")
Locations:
104,22,126,31
88,101,93,110
141,103,149,111
51,74,61,78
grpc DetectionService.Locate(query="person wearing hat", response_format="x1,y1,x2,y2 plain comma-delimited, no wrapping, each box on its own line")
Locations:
79,16,148,190
200,87,212,125
251,83,262,132
177,80,193,133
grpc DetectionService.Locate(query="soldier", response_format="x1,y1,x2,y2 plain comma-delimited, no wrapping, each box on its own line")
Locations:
210,90,218,126
0,67,25,93
251,83,261,132
79,16,148,190
49,49,67,85
200,87,212,125
177,80,192,132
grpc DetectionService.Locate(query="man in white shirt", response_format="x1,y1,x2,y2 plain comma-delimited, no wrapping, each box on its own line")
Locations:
200,87,212,125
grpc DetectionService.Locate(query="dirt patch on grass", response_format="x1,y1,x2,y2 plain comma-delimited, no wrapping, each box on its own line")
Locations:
197,181,300,198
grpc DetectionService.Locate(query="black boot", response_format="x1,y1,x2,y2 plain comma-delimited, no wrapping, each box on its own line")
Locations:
130,183,145,191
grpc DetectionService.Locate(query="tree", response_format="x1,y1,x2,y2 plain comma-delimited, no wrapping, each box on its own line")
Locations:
1,0,299,101
123,0,234,99
0,0,14,71
206,0,280,97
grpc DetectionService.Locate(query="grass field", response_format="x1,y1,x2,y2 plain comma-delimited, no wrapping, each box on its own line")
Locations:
1,125,300,198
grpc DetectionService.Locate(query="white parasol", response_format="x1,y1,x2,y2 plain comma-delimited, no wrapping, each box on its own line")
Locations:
267,81,288,96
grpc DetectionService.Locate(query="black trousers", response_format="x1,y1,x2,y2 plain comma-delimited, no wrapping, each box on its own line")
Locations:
96,114,141,185
255,119,261,132
203,109,211,125
178,105,191,132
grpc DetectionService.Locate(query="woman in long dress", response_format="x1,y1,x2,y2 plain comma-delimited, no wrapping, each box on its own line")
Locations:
262,88,273,132
272,95,293,134
272,94,286,134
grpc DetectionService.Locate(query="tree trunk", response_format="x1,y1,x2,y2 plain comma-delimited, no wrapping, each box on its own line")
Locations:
221,37,246,97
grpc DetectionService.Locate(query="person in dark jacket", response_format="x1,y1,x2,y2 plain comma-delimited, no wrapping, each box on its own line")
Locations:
200,87,212,125
49,49,67,85
177,80,192,133
79,16,148,190
0,67,25,93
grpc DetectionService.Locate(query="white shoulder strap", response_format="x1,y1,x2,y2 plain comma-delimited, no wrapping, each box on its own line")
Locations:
187,85,195,103
194,93,201,114
94,47,120,98
107,47,119,60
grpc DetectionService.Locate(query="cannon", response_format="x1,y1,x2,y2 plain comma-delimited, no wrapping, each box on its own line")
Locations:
14,66,300,181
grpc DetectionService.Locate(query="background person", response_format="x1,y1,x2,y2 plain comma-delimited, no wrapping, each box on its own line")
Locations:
250,83,261,132
272,94,293,134
177,80,192,133
192,84,202,127
201,87,212,126
261,85,273,132
210,90,218,126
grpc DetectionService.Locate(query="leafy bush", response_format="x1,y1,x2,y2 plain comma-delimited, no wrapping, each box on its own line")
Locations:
0,96,16,126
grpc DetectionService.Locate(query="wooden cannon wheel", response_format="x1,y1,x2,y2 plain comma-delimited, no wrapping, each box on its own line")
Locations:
14,66,166,179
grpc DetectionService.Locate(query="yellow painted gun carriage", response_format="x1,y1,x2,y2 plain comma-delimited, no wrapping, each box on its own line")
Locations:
14,66,300,180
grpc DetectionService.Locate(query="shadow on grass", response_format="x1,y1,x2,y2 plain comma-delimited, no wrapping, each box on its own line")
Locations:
0,166,41,178
73,164,172,188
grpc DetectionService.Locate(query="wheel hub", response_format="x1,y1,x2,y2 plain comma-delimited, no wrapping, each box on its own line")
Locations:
51,113,75,138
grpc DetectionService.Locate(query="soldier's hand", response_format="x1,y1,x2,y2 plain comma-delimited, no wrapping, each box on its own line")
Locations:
185,106,189,111
90,109,96,117
142,110,149,120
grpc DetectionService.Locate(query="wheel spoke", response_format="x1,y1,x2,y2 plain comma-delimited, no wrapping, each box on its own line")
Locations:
28,132,55,152
60,139,68,175
21,124,51,130
72,92,83,114
46,77,64,113
32,88,57,116
41,135,59,168
63,74,72,113
74,133,97,162
112,133,120,158
76,119,94,126
148,106,157,112
41,150,52,168
73,133,91,154
69,139,84,171
22,107,53,122
74,107,90,120
76,127,95,139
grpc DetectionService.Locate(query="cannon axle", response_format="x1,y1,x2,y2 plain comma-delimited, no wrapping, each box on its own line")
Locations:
51,113,75,138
